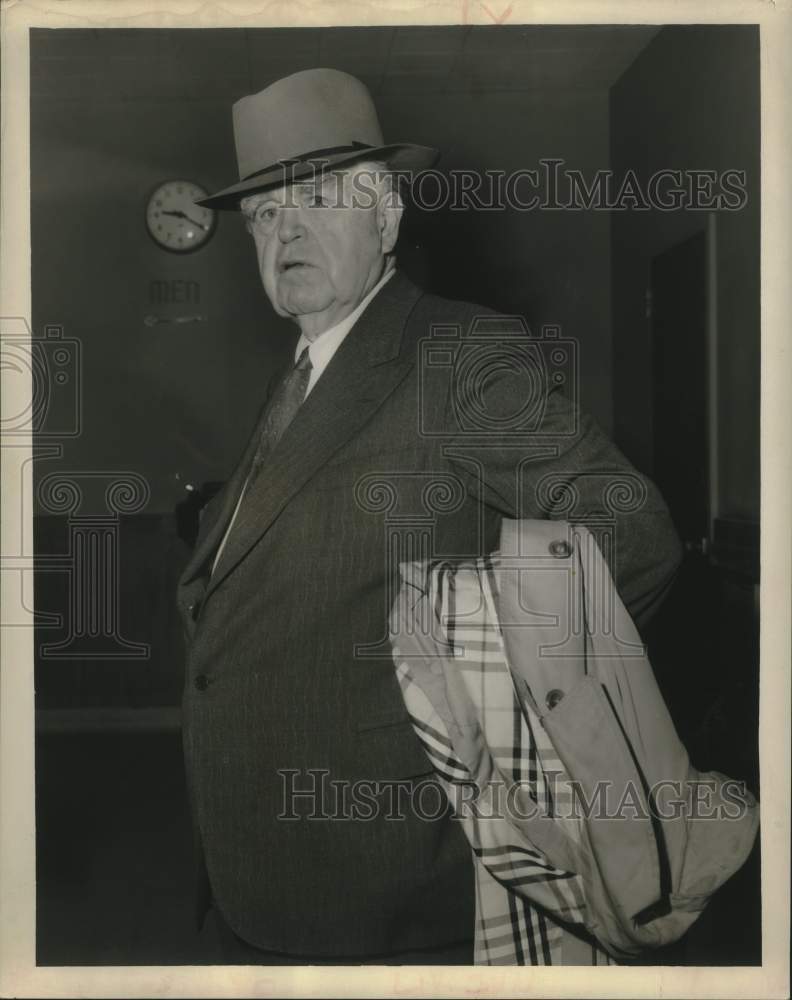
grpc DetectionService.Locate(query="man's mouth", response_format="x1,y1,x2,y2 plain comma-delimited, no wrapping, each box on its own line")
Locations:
279,260,312,273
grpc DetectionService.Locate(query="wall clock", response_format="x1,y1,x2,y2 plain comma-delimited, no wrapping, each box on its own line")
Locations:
145,180,217,253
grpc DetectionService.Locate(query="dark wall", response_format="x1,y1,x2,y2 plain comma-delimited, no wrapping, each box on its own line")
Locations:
31,31,283,517
610,25,760,521
389,87,613,427
31,26,616,518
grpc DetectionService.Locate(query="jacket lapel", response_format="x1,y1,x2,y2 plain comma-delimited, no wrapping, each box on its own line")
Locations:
204,271,423,598
178,409,267,588
179,348,294,589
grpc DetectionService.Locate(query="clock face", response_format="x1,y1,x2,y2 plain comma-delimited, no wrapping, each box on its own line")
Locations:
145,180,217,253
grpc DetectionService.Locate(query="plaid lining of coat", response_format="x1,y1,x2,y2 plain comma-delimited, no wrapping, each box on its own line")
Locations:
391,554,613,966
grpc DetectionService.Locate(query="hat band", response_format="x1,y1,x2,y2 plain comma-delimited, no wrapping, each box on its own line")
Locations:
241,141,374,183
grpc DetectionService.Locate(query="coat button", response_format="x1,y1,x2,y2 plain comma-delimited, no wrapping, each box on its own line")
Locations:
194,674,210,691
549,539,571,558
190,598,203,621
546,688,565,710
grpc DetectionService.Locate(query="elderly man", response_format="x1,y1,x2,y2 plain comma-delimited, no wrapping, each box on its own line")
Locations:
177,68,682,965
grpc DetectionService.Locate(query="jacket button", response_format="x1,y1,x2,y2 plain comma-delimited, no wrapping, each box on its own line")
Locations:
549,539,571,558
546,688,565,710
190,598,202,621
194,674,210,691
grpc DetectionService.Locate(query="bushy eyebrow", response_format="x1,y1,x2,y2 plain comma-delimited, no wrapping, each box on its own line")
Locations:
242,181,328,212
240,195,278,215
294,181,332,201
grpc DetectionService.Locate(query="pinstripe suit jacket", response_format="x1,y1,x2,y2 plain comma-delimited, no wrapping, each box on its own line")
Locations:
176,270,682,957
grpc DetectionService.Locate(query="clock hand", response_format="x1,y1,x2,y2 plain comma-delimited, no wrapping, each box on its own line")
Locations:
161,209,211,231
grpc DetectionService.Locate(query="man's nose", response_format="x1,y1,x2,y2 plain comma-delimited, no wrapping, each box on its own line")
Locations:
276,205,306,242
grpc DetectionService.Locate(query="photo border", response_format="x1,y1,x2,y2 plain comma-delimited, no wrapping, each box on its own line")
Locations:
1,1,789,997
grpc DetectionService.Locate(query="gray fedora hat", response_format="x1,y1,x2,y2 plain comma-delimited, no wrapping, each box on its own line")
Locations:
199,68,440,211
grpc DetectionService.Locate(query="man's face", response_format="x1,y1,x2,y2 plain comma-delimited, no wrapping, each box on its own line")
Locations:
241,163,402,340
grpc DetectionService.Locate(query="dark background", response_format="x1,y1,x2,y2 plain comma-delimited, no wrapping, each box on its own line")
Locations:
30,24,760,965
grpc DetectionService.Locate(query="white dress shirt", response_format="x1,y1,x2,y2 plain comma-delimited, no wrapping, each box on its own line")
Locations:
295,265,395,396
210,266,396,575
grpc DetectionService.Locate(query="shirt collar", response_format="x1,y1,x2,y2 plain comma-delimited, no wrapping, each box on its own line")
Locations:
294,266,396,367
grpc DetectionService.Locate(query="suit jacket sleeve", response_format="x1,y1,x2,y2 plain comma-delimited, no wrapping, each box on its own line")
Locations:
442,355,683,629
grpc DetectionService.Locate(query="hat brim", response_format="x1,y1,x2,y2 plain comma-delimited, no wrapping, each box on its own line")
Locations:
197,143,440,211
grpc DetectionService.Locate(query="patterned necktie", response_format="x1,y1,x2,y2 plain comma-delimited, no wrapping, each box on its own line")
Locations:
248,346,313,484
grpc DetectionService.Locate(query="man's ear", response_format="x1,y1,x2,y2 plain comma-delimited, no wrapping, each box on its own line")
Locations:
378,187,404,256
